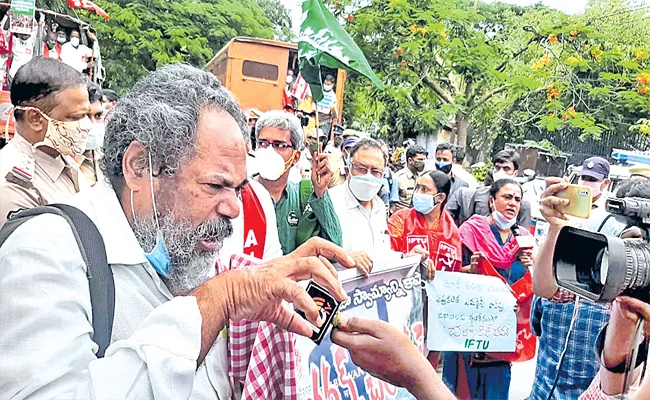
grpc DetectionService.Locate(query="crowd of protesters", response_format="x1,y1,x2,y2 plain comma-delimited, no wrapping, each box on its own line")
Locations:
1,55,650,400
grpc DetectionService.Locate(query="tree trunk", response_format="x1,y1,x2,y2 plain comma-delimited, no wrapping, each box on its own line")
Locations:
456,112,469,149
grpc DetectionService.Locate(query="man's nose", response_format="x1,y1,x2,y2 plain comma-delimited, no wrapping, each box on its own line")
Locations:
216,190,241,220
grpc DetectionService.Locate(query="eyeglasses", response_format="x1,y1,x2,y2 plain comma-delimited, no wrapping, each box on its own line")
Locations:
257,140,294,151
350,163,383,179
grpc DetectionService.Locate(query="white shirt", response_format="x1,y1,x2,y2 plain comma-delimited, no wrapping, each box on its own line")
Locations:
0,179,231,399
8,32,36,78
452,164,479,189
329,180,389,257
583,196,626,237
220,179,282,263
60,41,92,72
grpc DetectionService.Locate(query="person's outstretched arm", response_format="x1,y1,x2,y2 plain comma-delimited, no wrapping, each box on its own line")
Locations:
332,316,455,400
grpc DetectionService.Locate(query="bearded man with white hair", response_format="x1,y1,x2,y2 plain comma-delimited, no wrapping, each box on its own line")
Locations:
0,64,352,400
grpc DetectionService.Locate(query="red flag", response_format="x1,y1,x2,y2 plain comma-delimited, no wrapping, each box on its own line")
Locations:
67,0,109,20
292,73,309,101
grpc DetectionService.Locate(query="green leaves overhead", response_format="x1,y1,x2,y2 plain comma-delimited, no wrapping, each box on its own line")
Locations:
80,0,278,92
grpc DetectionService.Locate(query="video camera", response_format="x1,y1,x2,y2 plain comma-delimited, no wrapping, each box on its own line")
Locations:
553,197,650,303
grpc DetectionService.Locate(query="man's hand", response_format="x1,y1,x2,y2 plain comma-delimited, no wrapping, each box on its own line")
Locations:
331,316,455,400
312,152,332,198
603,297,650,367
540,177,570,228
407,245,435,281
349,251,373,277
599,296,650,396
193,238,353,363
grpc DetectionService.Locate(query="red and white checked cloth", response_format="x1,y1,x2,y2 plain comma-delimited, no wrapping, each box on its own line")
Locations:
222,253,297,400
579,370,640,399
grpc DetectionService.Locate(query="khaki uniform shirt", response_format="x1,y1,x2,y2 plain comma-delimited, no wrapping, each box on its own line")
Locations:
77,149,103,186
0,133,87,227
395,167,419,210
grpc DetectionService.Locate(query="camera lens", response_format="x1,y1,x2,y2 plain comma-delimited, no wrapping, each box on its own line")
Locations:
619,240,650,293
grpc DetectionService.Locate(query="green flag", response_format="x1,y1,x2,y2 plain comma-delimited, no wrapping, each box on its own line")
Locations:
298,0,384,102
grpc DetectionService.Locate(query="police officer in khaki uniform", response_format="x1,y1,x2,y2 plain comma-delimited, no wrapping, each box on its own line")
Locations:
394,144,428,211
0,57,91,226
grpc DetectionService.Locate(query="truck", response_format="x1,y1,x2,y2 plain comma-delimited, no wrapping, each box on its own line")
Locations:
206,37,346,119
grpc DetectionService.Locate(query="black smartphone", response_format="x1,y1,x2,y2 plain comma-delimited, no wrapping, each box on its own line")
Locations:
296,280,341,345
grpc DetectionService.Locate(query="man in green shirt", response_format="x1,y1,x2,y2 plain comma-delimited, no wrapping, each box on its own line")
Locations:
254,110,342,255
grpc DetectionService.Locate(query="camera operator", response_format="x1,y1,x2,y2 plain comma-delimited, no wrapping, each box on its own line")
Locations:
532,176,627,399
537,178,650,398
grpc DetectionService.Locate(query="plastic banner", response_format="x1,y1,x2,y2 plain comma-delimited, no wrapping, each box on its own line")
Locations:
425,271,517,352
295,254,422,400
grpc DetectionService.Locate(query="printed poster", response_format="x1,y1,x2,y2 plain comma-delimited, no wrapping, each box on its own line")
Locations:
10,0,35,34
295,254,423,400
425,271,517,352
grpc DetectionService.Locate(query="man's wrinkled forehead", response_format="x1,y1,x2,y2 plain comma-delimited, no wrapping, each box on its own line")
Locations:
192,109,247,181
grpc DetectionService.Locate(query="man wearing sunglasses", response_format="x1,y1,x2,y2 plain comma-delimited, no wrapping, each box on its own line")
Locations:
254,110,343,256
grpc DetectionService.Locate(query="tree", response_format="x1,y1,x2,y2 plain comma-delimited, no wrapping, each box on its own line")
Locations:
257,0,294,42
500,0,650,146
80,0,275,92
333,0,550,149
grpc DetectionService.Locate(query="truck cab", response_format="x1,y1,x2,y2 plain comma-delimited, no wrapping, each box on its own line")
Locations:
206,37,346,117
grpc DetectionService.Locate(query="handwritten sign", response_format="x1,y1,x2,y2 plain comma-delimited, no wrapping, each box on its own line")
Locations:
425,271,517,352
295,255,422,400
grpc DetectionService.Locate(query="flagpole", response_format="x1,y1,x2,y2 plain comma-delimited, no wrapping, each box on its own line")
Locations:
315,103,321,185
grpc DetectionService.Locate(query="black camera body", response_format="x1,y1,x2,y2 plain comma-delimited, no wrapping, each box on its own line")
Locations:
553,197,650,303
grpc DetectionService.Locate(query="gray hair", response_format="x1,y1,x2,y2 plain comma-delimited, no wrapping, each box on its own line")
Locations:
101,63,248,187
349,137,385,167
255,110,303,149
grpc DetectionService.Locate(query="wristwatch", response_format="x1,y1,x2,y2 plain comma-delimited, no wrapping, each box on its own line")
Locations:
595,323,648,374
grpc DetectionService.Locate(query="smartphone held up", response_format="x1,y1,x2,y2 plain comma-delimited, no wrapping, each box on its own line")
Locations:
555,184,593,219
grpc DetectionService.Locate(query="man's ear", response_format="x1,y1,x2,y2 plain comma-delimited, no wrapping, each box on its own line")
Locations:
25,109,47,136
292,150,301,166
122,141,150,193
601,179,611,191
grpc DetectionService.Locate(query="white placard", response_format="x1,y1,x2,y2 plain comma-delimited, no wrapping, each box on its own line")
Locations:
425,271,517,352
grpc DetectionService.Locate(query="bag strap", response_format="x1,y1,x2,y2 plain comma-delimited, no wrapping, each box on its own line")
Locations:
0,205,114,357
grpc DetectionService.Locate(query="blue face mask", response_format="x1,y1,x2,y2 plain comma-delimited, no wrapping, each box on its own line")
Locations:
436,161,453,174
413,193,441,215
144,231,171,278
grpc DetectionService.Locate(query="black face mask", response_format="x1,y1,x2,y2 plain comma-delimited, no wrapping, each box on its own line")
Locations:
435,161,453,174
413,161,425,173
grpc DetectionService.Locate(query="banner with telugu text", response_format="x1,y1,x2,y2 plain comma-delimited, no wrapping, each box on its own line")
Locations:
295,255,422,400
10,0,35,34
425,271,517,352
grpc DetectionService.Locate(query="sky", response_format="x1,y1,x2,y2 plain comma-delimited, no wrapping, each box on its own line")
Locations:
280,0,589,33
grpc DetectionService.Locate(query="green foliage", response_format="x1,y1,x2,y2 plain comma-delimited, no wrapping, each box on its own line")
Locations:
471,162,490,183
336,0,650,160
80,0,276,92
256,0,294,41
332,0,561,149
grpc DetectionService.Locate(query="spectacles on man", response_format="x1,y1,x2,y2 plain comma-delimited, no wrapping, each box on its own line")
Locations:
350,163,383,179
257,140,294,151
